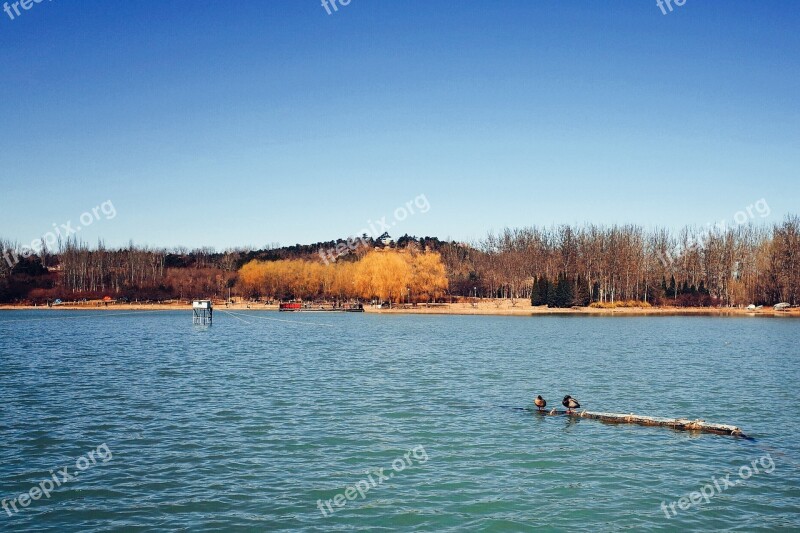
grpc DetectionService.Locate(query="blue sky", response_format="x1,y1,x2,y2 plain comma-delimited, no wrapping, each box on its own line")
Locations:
1,0,798,250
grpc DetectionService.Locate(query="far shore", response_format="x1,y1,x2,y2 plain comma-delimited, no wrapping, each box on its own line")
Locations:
0,300,797,317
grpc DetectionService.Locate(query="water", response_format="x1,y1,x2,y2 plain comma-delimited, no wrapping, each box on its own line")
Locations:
0,311,798,531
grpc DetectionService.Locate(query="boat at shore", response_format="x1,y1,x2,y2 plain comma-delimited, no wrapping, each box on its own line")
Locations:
279,302,364,312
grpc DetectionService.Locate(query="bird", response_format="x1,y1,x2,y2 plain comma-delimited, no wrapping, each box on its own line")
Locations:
534,395,547,411
562,395,581,414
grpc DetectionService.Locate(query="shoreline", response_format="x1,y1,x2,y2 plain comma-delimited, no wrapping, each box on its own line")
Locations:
0,302,797,317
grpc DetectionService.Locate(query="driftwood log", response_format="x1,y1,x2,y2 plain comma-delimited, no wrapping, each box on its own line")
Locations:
536,409,748,438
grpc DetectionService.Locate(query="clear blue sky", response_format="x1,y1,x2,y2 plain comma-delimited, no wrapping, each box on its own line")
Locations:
1,0,798,250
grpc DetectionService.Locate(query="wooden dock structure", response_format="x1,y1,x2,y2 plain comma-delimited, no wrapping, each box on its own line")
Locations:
537,409,748,438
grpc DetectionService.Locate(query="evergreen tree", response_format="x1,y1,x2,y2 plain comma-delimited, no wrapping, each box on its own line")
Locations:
531,277,543,305
546,278,558,307
575,275,591,306
555,273,574,307
698,280,709,295
565,274,575,306
533,276,550,305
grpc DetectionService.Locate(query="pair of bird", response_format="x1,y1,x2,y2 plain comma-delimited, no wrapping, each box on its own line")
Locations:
534,394,581,413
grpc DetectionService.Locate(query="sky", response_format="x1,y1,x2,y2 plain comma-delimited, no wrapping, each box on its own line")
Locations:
0,0,798,251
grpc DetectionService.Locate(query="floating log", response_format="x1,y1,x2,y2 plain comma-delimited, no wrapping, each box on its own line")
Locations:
537,409,748,438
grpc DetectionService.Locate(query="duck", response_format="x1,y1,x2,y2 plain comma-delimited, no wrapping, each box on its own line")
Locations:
534,395,547,411
562,395,580,414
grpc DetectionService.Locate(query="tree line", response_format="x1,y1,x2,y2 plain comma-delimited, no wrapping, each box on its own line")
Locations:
0,216,798,306
438,216,799,307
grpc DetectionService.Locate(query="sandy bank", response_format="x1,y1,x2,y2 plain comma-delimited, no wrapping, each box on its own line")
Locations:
0,300,797,317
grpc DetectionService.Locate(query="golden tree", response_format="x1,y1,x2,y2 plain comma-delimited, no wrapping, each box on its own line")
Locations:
408,251,449,301
354,250,411,303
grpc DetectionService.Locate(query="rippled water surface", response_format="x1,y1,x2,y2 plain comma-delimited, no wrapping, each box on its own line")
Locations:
0,311,798,531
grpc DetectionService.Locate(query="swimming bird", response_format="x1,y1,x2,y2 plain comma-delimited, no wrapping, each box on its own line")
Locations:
534,395,547,411
562,395,580,414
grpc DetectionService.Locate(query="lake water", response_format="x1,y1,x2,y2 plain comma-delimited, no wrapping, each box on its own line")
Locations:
0,311,798,531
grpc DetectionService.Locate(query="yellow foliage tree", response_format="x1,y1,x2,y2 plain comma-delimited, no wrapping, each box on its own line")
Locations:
237,249,448,303
408,250,449,301
354,250,412,303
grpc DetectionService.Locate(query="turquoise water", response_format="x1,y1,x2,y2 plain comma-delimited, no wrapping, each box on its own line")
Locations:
0,311,798,531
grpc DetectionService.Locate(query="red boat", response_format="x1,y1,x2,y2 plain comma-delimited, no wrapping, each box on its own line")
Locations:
279,302,302,311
